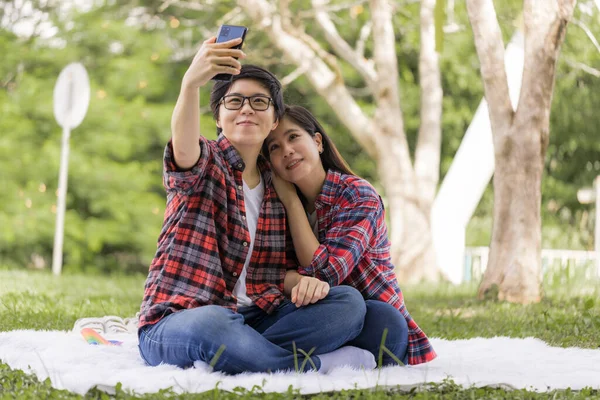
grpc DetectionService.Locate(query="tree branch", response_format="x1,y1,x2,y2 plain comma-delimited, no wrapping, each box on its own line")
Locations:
238,0,378,158
158,0,212,12
370,0,401,106
466,0,514,131
311,0,377,90
298,0,368,18
280,65,310,86
356,20,372,57
572,18,600,54
368,0,414,180
565,58,600,77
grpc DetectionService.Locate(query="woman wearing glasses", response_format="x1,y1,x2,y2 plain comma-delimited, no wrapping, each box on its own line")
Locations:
263,105,437,367
137,37,376,374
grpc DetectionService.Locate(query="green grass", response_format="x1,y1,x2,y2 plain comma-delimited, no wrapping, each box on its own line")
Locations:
0,269,599,399
0,270,143,332
405,282,600,349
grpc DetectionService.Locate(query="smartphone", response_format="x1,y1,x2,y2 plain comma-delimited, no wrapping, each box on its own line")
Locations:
212,25,248,81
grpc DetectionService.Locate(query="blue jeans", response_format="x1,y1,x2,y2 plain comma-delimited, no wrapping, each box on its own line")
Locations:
348,300,409,366
138,286,366,374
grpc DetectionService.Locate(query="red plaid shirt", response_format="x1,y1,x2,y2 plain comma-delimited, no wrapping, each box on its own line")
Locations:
298,169,437,365
139,136,292,328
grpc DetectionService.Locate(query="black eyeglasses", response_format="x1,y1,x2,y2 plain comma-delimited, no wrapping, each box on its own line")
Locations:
219,94,273,111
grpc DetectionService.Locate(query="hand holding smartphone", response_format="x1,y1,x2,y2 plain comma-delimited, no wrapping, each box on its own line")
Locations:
212,25,248,81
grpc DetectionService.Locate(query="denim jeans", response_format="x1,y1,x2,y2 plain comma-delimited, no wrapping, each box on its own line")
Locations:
349,299,409,366
138,285,366,374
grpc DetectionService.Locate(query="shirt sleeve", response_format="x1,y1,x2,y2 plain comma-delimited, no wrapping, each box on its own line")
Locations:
163,137,211,195
297,192,381,286
285,224,299,270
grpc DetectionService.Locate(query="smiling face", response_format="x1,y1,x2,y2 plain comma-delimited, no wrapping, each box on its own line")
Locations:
216,79,279,150
265,117,326,184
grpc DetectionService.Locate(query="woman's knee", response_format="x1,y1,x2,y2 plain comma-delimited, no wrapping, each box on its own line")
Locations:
326,285,367,325
366,301,408,350
358,300,408,366
365,300,408,333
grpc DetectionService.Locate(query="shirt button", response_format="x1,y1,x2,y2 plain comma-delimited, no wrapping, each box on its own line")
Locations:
233,272,238,277
238,185,243,190
243,242,248,247
237,163,242,168
242,215,246,220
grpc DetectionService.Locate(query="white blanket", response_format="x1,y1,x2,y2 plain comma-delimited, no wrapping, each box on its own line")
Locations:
1,330,599,395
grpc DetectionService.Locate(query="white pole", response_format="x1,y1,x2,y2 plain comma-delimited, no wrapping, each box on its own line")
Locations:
595,175,600,276
51,63,90,276
52,123,71,276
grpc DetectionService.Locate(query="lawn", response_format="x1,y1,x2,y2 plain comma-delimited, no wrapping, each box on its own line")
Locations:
1,268,599,399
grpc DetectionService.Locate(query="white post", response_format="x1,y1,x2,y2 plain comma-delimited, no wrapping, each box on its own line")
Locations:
51,63,90,276
52,124,71,275
595,176,600,276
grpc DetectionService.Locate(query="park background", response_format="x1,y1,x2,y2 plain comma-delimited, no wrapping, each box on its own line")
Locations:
1,0,600,398
1,0,599,276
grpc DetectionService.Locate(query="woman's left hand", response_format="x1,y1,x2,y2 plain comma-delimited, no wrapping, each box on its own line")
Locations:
292,276,330,307
272,172,299,206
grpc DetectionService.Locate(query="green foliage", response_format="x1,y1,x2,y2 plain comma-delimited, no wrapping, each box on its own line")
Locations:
0,6,174,273
1,1,599,273
434,0,446,53
542,3,600,250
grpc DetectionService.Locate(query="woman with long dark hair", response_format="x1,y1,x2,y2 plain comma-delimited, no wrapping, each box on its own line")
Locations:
263,105,437,366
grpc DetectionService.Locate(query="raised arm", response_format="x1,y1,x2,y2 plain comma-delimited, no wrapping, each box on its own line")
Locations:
171,37,245,170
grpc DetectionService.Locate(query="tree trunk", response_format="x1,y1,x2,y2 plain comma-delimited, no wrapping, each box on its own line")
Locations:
478,117,544,302
376,134,441,283
468,0,576,302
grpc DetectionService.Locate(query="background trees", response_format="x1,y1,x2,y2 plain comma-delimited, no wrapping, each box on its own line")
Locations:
0,0,598,280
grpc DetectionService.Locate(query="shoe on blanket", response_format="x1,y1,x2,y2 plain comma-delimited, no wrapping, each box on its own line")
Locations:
73,313,139,334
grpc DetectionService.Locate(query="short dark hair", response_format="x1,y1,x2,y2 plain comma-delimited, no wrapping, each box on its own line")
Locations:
210,65,284,134
262,105,355,177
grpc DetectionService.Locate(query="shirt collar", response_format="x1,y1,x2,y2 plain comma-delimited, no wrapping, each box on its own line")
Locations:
217,135,244,170
216,135,273,187
316,169,342,206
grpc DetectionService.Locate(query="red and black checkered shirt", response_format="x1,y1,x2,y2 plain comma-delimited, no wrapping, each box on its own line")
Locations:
139,136,293,328
298,169,437,365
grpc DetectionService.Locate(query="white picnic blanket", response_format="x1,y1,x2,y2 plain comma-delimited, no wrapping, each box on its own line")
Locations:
1,329,599,396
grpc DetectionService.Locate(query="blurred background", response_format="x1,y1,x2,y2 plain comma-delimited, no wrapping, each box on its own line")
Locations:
0,0,598,276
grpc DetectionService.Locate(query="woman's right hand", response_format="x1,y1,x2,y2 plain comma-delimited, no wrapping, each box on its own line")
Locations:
182,37,246,90
272,172,300,208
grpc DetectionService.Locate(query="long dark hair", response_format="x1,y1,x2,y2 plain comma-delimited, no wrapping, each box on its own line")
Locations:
262,105,355,176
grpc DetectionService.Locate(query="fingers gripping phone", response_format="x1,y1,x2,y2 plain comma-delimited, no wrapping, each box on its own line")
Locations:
212,25,248,81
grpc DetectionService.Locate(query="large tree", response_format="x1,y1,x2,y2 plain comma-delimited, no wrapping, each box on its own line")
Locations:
466,0,577,303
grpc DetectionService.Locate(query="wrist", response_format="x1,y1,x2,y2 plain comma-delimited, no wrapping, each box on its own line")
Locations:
284,196,304,212
181,75,201,92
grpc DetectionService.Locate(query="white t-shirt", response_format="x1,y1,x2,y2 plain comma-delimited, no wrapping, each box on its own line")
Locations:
232,176,264,307
307,210,319,238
